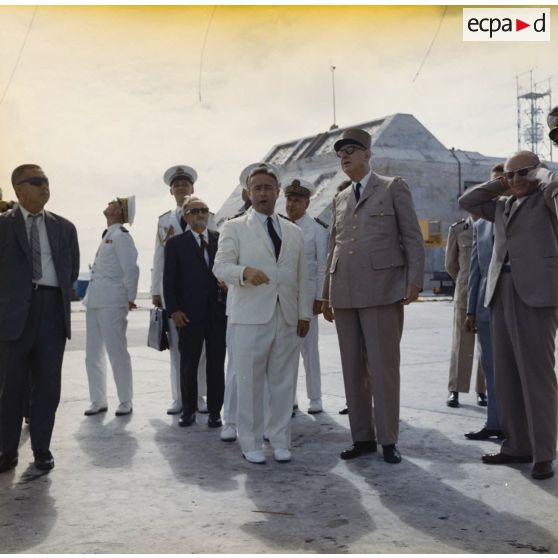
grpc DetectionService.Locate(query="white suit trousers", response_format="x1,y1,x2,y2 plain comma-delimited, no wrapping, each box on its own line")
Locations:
298,314,321,400
233,304,299,453
223,322,237,425
85,307,133,404
167,317,207,404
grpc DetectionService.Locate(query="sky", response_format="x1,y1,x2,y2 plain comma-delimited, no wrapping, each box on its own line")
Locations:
1,5,557,290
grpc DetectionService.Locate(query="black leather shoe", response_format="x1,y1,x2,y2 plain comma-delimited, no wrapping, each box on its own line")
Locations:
477,393,488,407
383,444,402,464
208,415,222,428
464,428,505,440
34,450,54,471
532,461,554,480
178,413,196,427
339,406,349,415
447,391,459,408
0,453,18,473
482,452,532,464
340,441,377,460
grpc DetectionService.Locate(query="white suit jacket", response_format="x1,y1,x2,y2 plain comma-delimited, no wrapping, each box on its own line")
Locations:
212,208,310,326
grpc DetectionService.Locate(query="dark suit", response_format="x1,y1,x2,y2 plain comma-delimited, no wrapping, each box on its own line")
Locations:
0,206,79,455
163,229,226,417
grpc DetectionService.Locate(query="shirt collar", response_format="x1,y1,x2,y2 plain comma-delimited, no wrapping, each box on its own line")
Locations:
254,210,279,228
192,228,208,241
19,205,45,220
353,169,373,190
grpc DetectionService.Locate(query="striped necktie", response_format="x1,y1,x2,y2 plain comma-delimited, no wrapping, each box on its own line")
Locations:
28,214,43,281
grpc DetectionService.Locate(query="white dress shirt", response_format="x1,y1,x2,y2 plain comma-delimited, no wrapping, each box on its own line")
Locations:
352,169,373,198
19,205,59,287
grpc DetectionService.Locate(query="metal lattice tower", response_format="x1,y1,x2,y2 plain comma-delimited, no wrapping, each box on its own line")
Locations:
516,70,553,161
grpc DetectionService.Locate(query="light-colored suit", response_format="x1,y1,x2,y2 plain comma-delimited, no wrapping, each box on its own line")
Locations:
151,208,212,407
213,208,310,453
445,217,485,394
294,212,329,403
323,171,425,445
84,224,139,406
459,170,558,462
467,218,499,430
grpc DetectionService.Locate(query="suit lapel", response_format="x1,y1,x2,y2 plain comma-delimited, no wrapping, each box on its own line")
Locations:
12,207,32,265
208,231,218,268
45,211,60,256
353,171,380,211
503,196,517,228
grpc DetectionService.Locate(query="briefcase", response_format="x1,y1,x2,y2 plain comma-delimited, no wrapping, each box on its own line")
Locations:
147,307,169,351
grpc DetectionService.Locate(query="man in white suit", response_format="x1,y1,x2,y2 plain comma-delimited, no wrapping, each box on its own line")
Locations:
213,162,311,464
151,165,213,415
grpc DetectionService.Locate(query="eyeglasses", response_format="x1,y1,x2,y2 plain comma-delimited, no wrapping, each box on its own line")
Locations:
504,166,536,180
336,145,365,158
16,177,49,187
185,207,209,215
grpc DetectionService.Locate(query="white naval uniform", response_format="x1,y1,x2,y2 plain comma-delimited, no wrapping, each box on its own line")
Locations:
294,213,329,403
151,207,217,406
84,224,139,406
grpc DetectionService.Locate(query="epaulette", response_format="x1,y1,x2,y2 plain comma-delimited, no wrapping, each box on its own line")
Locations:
450,218,465,228
229,210,245,220
314,217,329,229
120,226,129,233
278,213,294,223
158,210,171,218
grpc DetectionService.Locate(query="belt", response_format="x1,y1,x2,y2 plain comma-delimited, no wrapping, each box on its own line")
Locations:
32,283,61,292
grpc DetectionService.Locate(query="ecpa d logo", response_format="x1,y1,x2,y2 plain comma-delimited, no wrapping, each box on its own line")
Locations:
463,8,550,41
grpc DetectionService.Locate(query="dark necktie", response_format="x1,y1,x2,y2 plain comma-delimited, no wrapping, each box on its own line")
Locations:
180,217,187,232
199,234,209,266
28,214,42,281
354,182,362,202
266,217,282,260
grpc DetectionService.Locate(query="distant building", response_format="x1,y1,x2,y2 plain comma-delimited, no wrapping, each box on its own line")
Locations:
216,113,556,286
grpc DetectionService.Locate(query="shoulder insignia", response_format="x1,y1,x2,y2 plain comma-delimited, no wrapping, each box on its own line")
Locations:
120,226,129,233
158,210,171,219
229,210,245,220
278,213,294,223
450,218,465,228
314,217,329,229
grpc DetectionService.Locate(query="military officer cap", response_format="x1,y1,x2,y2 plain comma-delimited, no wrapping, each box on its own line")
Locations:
548,105,558,145
164,165,198,187
117,195,136,226
284,178,315,198
333,128,372,152
239,162,281,190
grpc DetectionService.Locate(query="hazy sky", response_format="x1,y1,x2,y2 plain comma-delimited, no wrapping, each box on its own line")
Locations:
1,5,557,290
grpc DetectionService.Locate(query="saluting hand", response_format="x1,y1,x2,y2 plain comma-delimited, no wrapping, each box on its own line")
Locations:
243,266,270,286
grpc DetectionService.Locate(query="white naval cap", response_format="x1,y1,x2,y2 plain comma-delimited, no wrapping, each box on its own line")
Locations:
117,195,136,226
239,162,281,190
283,178,316,198
164,165,198,186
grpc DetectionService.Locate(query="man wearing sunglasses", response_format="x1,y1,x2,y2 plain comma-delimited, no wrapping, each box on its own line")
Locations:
322,128,425,466
460,150,558,480
163,196,226,429
151,166,215,417
0,164,79,473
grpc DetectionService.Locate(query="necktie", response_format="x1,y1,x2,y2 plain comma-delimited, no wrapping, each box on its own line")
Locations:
355,182,362,202
199,234,209,266
28,214,43,281
267,217,282,260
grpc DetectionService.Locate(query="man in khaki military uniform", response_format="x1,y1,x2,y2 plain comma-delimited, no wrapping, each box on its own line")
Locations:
445,216,486,408
322,128,425,465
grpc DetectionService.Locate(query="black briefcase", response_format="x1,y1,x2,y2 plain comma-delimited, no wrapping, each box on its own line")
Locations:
147,307,169,351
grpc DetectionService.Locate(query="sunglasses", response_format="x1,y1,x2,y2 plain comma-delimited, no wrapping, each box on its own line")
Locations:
185,207,209,215
16,177,49,187
336,145,365,157
504,166,536,180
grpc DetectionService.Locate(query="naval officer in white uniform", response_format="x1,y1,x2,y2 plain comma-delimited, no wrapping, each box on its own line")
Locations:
213,162,311,464
284,178,329,414
151,165,215,415
84,196,139,416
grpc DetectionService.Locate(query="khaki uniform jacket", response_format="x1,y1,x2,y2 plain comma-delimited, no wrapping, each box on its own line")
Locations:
322,171,425,308
444,217,473,309
459,170,558,308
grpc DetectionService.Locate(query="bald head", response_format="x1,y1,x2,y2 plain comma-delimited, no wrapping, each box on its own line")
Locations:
504,150,541,198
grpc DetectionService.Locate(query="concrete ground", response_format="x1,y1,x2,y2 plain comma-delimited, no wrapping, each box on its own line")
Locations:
1,298,557,554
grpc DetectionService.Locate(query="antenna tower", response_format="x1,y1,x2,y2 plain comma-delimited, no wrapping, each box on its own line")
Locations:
516,70,553,161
